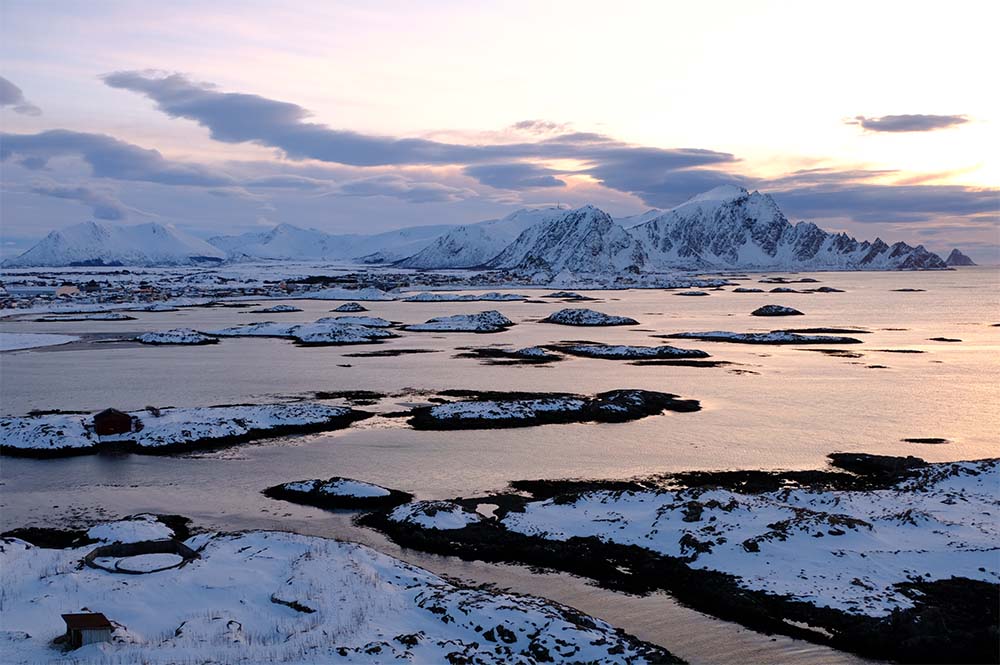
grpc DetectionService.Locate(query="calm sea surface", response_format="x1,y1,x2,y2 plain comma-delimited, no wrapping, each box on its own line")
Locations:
2,267,997,664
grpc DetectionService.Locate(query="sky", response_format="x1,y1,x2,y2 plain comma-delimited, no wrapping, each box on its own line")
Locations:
1,0,997,261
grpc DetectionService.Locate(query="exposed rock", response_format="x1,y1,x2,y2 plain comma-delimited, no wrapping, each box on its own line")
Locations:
945,249,977,266
751,305,804,317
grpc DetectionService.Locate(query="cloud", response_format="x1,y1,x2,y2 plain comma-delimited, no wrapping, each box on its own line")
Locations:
336,175,474,203
509,119,570,135
0,76,41,115
464,163,566,189
28,181,129,220
0,130,238,187
765,182,998,223
102,71,735,171
848,114,969,132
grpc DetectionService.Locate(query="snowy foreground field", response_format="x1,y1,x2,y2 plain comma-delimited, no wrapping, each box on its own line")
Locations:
0,516,673,664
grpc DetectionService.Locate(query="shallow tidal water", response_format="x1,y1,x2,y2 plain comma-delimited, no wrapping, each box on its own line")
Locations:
1,267,997,664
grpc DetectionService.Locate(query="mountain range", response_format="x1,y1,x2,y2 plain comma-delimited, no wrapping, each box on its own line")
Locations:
3,186,957,272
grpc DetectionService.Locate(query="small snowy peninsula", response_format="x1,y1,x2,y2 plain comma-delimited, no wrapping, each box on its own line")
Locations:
363,455,1000,664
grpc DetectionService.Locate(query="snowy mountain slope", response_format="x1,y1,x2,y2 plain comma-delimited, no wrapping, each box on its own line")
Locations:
629,185,946,270
2,221,225,267
397,207,569,269
208,223,455,263
485,205,647,276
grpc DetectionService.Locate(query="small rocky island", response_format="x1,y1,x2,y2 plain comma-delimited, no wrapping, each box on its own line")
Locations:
404,310,514,332
264,477,413,510
407,389,700,430
0,403,370,457
659,330,863,345
750,304,803,317
540,308,638,326
135,329,219,345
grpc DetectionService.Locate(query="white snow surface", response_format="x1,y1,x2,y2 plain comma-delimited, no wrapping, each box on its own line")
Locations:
0,403,354,452
87,514,176,544
390,502,485,530
501,460,1000,616
0,332,79,351
427,398,587,422
3,221,225,268
404,310,513,332
282,478,392,498
0,524,664,663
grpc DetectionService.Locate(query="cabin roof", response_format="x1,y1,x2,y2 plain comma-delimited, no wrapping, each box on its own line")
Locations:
62,613,112,630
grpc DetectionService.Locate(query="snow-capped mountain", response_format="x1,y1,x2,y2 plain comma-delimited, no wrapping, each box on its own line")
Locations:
2,221,225,267
396,207,569,269
945,248,976,266
629,185,947,271
209,223,454,263
485,205,646,276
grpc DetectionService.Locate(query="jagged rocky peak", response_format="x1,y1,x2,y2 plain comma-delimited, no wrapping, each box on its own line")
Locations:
485,205,645,277
945,248,977,266
629,186,946,271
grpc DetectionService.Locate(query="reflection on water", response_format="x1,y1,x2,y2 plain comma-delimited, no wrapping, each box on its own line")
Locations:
2,268,996,664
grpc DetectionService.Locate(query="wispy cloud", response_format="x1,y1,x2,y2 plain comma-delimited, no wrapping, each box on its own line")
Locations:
847,114,969,132
28,181,130,220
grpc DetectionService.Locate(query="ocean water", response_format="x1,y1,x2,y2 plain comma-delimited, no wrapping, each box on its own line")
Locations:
1,267,997,664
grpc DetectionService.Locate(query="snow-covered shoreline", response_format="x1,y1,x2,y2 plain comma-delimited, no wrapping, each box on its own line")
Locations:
0,517,676,664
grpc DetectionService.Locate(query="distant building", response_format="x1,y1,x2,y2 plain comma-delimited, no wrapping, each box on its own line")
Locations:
92,409,137,436
61,613,113,649
55,285,80,297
